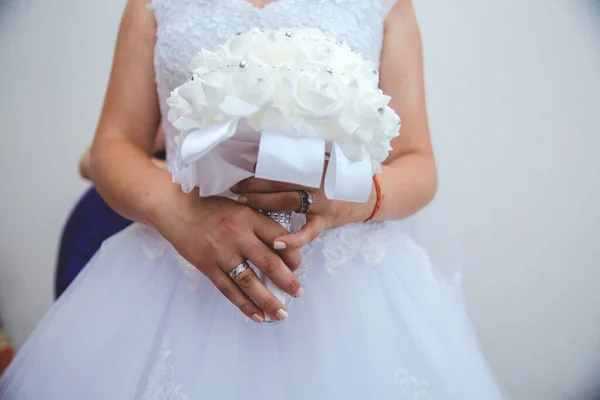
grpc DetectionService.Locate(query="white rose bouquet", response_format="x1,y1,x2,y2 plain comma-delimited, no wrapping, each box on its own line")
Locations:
167,27,401,321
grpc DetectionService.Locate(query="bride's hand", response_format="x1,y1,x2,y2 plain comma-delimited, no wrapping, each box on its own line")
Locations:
151,189,303,323
231,173,376,250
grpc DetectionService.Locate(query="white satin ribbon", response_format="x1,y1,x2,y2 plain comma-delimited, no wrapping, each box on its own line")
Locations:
324,142,373,202
175,121,374,202
177,120,237,167
255,131,325,189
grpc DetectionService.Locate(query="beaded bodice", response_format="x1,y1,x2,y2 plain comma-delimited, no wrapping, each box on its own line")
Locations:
149,0,396,167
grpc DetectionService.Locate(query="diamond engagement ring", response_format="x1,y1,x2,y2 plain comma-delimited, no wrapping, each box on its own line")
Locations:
297,190,315,214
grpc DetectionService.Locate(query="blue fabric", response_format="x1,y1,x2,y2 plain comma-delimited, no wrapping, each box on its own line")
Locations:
54,187,132,298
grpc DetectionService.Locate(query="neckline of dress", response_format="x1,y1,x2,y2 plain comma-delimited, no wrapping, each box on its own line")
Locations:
238,0,283,11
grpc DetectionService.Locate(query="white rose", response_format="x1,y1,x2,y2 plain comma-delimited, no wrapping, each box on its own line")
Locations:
189,49,226,75
329,43,362,69
198,73,232,109
231,65,277,109
166,81,209,131
180,73,235,126
217,64,279,124
283,72,346,123
221,31,256,61
352,92,392,143
246,31,297,67
383,110,401,140
295,40,336,69
352,59,380,90
166,86,193,122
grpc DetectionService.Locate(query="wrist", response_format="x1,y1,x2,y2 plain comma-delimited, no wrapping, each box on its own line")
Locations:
363,174,383,223
142,174,186,228
359,180,379,222
339,180,377,225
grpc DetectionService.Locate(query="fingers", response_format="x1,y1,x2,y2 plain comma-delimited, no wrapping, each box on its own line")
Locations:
275,218,326,250
240,235,304,299
209,270,265,323
232,177,307,194
238,191,302,212
219,260,289,322
278,248,302,273
251,215,303,270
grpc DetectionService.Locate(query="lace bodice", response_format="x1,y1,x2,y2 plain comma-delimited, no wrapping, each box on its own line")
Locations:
150,0,397,167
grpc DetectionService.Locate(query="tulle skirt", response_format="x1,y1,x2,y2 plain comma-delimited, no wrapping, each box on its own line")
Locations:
0,220,505,399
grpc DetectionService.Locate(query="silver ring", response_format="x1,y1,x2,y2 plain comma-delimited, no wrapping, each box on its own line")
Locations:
297,190,316,214
229,261,249,279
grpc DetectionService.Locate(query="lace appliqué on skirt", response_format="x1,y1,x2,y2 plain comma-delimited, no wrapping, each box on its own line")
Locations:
136,221,394,289
135,225,202,290
296,221,392,277
321,221,390,272
142,335,188,400
395,365,434,399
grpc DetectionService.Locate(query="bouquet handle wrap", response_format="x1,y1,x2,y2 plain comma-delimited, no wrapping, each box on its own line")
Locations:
256,211,293,323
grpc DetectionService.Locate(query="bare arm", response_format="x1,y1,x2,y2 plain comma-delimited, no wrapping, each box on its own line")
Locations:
373,0,437,221
80,125,166,181
89,0,303,322
90,0,166,223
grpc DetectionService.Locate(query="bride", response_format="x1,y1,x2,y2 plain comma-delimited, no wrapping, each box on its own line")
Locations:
0,0,506,398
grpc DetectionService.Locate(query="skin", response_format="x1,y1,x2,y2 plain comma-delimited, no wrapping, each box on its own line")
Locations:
80,126,166,180
89,0,434,323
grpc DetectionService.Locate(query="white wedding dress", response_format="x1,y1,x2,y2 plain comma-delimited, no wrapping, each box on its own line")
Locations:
0,1,506,399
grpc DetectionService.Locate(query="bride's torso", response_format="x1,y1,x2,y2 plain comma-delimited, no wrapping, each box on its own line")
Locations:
147,0,409,273
150,0,391,166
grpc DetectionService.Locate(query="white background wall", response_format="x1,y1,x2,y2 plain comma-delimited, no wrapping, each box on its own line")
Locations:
0,0,125,343
1,0,599,399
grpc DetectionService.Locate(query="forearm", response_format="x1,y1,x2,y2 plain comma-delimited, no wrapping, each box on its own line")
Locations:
365,1,435,222
368,152,437,222
90,136,175,225
82,144,165,182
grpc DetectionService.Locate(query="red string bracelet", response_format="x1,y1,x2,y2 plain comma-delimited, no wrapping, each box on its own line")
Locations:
364,175,383,223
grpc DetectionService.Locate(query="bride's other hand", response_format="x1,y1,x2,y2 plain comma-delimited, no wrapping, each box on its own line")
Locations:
151,190,303,322
231,174,376,249
88,0,300,322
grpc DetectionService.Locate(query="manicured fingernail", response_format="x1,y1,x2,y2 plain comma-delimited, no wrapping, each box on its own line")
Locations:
293,287,304,298
237,195,247,204
276,308,288,321
274,241,286,250
251,314,264,324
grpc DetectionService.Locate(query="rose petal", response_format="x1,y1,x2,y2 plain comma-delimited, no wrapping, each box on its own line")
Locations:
355,127,374,143
219,95,260,117
338,138,364,162
259,106,286,131
172,117,203,132
339,114,360,135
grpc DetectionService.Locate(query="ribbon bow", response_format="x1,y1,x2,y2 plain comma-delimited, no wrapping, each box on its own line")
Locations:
173,119,373,202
